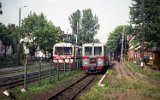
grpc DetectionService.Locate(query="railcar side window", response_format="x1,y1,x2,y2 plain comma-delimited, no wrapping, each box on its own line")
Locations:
94,47,102,55
85,47,92,55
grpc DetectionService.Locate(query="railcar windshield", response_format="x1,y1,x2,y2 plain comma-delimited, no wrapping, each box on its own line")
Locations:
84,47,92,55
94,47,102,55
55,47,72,55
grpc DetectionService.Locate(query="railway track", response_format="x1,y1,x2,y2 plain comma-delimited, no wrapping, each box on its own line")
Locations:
0,69,59,90
0,63,50,78
46,75,97,100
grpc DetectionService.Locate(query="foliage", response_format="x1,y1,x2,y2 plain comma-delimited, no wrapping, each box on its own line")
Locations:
22,12,63,56
94,38,100,43
0,2,2,14
130,0,160,48
0,24,19,56
7,24,19,53
81,9,100,43
68,9,81,36
0,24,20,66
106,25,132,55
69,9,100,45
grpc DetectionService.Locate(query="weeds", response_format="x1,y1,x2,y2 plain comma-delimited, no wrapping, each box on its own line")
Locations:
80,68,160,100
0,70,84,100
125,61,160,80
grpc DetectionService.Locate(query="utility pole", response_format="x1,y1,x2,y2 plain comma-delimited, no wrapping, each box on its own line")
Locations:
76,21,79,45
18,5,27,65
124,29,127,58
121,26,125,61
141,0,145,67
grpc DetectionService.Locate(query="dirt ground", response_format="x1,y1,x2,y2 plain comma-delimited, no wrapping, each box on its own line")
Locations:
114,61,136,81
103,61,160,100
107,61,141,100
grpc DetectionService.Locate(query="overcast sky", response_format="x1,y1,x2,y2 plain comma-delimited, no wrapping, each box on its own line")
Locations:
1,0,132,43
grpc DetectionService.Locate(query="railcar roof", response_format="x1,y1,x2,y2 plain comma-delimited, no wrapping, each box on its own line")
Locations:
54,42,81,48
82,43,106,47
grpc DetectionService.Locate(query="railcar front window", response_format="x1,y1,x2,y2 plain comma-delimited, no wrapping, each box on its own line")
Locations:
85,47,92,55
64,47,72,55
55,47,72,55
94,47,102,55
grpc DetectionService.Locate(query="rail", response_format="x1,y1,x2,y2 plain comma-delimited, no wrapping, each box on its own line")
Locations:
1,58,82,90
46,75,96,100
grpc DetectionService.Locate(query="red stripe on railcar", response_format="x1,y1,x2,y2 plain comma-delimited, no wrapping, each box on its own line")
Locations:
82,56,89,59
83,66,89,70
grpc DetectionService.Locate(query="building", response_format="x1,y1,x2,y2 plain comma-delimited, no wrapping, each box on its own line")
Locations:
127,34,160,68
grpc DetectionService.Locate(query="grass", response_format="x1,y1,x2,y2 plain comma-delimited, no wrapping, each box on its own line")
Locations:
125,61,160,80
79,68,160,100
0,70,84,100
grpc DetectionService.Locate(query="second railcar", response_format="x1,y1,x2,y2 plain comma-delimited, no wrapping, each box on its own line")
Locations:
53,43,82,70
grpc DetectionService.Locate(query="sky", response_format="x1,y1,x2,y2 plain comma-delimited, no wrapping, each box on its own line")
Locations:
1,0,132,43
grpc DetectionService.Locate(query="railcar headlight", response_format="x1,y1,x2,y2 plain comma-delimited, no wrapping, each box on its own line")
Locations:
98,59,103,65
83,59,89,65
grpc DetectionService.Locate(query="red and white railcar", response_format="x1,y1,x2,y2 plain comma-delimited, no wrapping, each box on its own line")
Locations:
82,43,110,73
53,43,82,70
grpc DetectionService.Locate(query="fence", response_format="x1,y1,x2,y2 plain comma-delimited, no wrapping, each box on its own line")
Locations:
23,57,82,90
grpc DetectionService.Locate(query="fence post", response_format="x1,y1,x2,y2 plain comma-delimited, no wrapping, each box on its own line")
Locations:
56,59,59,81
49,59,52,83
38,58,42,86
77,59,79,71
24,63,27,90
69,58,71,72
63,59,66,76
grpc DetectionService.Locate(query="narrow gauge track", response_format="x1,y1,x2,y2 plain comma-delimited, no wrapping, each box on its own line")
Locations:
46,75,97,100
0,69,50,85
0,63,50,78
0,69,63,90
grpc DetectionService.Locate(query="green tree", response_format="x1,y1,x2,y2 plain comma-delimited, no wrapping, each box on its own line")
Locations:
81,9,100,44
0,24,18,57
94,38,100,43
22,12,62,56
69,9,81,35
7,24,19,54
68,9,100,45
107,25,132,57
130,0,160,48
0,2,2,15
0,24,9,57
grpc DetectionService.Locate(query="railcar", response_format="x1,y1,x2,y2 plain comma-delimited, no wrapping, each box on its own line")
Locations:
82,43,110,73
53,43,82,70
